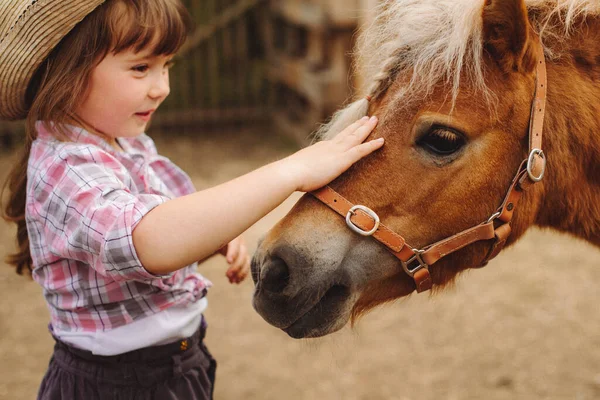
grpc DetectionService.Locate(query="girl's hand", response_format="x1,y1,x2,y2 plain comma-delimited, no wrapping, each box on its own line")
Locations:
218,236,250,284
280,116,382,192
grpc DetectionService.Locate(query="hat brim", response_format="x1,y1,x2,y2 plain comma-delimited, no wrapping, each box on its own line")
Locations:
0,0,106,121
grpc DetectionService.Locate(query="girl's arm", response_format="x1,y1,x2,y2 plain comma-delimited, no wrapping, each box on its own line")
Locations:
133,117,382,275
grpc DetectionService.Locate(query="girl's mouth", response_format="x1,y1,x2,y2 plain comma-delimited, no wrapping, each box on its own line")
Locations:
135,110,154,121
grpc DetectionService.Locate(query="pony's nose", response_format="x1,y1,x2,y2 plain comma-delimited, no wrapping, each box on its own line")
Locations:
259,257,290,294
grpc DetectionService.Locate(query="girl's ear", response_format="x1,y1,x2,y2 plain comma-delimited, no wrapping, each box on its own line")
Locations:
482,0,537,74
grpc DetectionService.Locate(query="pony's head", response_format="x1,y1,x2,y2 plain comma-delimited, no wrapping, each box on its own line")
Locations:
252,0,598,338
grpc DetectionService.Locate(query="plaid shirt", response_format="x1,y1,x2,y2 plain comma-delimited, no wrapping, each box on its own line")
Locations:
26,122,211,333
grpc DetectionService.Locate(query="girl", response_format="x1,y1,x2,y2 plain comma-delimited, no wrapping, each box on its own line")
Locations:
0,0,382,399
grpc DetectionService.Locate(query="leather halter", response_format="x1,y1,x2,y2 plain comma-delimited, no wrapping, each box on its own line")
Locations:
311,41,548,293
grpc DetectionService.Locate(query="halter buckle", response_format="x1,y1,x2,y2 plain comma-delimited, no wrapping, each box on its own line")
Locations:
345,205,380,236
401,249,429,277
527,148,546,182
487,211,501,224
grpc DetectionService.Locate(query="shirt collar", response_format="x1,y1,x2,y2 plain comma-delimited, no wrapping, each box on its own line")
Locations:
35,121,142,156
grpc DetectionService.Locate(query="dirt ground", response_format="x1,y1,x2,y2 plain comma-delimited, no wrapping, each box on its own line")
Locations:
1,128,599,400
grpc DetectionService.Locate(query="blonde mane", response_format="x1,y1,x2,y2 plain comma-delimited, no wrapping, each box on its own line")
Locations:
319,0,600,139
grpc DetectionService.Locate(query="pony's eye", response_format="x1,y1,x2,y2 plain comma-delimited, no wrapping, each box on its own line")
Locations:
417,127,465,155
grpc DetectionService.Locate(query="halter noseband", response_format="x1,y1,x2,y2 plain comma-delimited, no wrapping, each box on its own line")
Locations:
311,40,548,293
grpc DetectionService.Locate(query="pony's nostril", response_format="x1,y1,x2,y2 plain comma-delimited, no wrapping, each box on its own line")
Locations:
250,256,260,285
260,257,290,293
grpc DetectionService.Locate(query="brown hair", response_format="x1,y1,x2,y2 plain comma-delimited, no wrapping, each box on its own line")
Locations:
1,0,191,276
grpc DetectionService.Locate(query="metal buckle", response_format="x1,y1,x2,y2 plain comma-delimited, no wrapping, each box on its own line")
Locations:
527,148,546,182
345,205,380,236
401,249,429,277
487,211,501,224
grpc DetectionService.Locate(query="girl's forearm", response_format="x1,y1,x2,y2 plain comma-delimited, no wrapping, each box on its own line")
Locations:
133,159,296,275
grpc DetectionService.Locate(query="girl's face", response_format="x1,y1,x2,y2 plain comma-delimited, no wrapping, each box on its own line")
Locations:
76,48,173,143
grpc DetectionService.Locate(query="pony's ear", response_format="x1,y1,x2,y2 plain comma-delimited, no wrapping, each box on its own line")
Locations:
482,0,537,73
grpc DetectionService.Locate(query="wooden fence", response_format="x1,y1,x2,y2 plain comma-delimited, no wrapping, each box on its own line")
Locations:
265,0,378,143
152,0,380,139
152,0,271,131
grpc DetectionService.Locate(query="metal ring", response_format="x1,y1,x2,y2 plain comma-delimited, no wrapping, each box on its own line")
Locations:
527,148,546,182
346,205,380,236
487,211,501,224
401,249,428,277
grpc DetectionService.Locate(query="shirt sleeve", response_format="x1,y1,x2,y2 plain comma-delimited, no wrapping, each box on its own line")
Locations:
28,145,173,282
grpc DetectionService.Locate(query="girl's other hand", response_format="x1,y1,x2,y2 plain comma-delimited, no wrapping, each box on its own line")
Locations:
218,236,250,284
281,116,382,192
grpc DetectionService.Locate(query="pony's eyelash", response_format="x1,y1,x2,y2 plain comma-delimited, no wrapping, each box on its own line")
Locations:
430,127,462,142
416,125,466,157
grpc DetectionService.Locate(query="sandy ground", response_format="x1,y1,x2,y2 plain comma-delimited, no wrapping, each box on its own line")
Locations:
1,128,600,400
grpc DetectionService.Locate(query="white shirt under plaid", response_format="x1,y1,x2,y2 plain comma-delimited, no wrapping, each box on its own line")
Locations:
26,122,212,333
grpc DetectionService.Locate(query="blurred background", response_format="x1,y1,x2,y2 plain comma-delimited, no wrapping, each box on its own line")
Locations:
2,0,600,399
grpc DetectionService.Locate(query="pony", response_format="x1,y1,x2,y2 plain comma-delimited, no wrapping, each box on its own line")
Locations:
251,0,600,339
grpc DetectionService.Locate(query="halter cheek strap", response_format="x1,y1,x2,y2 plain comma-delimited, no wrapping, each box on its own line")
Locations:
311,40,548,293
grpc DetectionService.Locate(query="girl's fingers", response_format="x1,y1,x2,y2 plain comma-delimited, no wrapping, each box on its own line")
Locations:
340,116,378,147
227,255,250,284
352,116,378,140
286,116,381,193
347,137,385,163
226,239,240,263
230,243,247,272
225,237,248,284
345,116,370,134
241,255,250,274
235,243,247,269
235,256,251,284
226,265,239,281
334,117,370,142
355,116,378,139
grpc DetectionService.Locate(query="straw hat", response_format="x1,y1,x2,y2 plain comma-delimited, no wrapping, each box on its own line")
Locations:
0,0,106,121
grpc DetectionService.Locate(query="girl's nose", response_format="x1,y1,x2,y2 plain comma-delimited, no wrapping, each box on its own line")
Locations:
148,73,170,100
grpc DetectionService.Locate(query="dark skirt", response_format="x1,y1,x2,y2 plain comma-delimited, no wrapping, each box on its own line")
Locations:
37,318,216,400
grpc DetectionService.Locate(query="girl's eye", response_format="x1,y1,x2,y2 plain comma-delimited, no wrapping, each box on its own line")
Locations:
132,64,149,73
417,126,466,156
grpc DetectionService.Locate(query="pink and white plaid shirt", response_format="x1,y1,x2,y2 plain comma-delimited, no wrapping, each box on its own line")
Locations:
26,122,211,333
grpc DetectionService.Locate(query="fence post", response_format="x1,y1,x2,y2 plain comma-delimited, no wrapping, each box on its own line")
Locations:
265,0,367,144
